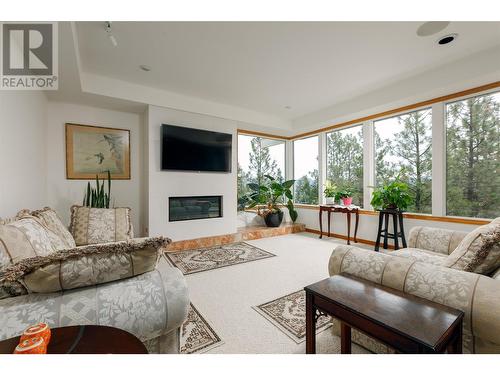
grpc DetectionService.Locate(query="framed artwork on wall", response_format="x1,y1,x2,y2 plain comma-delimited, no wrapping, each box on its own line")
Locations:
65,123,131,180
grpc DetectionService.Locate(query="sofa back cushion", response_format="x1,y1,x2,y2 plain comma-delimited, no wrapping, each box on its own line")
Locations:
31,207,76,249
444,218,500,275
69,206,133,246
0,214,62,270
408,226,468,255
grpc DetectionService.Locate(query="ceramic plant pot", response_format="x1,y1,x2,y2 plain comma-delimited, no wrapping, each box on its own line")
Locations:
264,211,284,227
342,197,353,206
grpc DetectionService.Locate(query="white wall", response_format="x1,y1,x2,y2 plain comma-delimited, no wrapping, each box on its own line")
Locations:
0,91,48,218
46,102,144,233
147,105,238,241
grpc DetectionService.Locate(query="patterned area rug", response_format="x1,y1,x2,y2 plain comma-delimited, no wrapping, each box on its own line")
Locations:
181,303,223,354
254,290,333,343
166,242,276,275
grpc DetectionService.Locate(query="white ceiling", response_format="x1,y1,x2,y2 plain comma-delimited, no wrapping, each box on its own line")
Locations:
75,22,500,120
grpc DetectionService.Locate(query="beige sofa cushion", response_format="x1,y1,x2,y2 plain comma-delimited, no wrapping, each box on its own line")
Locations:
444,219,500,275
0,237,171,296
491,267,500,280
0,213,63,270
31,207,76,249
408,226,467,255
391,248,447,266
69,205,133,246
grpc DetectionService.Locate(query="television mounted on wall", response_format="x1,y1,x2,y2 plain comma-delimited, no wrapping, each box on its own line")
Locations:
161,124,232,172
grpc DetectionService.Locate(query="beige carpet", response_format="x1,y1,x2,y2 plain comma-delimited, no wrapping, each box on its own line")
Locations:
184,232,370,354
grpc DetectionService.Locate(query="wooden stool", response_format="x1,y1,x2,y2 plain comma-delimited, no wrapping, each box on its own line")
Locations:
375,209,407,251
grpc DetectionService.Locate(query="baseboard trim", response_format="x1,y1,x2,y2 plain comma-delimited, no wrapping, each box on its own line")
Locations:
304,228,395,250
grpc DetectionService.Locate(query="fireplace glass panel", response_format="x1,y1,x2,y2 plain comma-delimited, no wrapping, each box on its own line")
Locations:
169,196,223,222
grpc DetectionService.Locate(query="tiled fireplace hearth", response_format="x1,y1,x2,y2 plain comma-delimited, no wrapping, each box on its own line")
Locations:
169,195,223,222
166,222,306,252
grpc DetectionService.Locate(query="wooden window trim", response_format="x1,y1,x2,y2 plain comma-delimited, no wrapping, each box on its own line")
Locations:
293,204,491,225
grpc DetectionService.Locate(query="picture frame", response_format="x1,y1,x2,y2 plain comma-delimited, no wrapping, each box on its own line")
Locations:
65,123,131,180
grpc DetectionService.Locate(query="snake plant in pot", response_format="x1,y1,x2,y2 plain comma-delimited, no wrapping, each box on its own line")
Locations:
83,171,112,208
245,175,298,227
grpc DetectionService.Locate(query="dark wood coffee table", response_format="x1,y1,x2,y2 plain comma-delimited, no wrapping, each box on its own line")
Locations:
304,274,463,354
0,325,148,354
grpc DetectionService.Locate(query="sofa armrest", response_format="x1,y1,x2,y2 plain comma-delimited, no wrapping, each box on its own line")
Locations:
157,254,190,332
408,226,468,255
328,245,500,353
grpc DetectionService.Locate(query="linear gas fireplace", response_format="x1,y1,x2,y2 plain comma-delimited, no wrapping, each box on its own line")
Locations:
169,195,223,222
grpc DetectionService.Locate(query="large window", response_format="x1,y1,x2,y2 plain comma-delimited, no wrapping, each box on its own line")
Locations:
326,125,363,207
374,109,432,214
237,134,285,203
293,136,319,204
446,92,500,218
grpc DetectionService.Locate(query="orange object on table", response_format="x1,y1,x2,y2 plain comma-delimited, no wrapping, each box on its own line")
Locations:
20,322,51,345
13,336,47,354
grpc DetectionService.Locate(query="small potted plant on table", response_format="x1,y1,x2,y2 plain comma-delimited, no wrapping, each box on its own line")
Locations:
335,187,354,206
323,182,337,204
245,175,298,227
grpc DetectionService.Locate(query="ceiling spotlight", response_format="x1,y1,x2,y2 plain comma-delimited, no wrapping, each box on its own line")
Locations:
139,65,152,72
416,21,450,37
105,21,118,47
437,33,458,45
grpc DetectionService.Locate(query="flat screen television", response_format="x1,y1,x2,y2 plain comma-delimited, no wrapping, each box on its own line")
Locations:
161,124,232,172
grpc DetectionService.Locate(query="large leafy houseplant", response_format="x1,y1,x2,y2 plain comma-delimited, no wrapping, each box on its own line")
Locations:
370,178,413,211
245,175,298,226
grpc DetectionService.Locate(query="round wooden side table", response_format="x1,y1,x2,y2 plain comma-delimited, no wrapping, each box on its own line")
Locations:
0,325,148,354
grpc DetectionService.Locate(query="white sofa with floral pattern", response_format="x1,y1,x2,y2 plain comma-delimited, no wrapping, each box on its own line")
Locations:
0,208,189,354
328,221,500,354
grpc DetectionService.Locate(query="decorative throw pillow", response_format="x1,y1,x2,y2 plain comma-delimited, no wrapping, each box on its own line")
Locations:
444,219,500,275
0,213,64,270
69,205,133,246
0,236,171,296
31,207,76,249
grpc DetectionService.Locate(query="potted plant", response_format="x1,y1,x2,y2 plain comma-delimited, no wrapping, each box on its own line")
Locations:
335,187,354,206
370,178,413,211
83,171,112,208
323,181,337,204
245,175,298,227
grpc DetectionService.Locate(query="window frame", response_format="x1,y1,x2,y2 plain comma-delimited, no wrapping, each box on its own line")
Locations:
292,134,320,205
325,123,365,208
443,89,500,219
372,106,433,214
236,133,287,203
237,84,500,221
